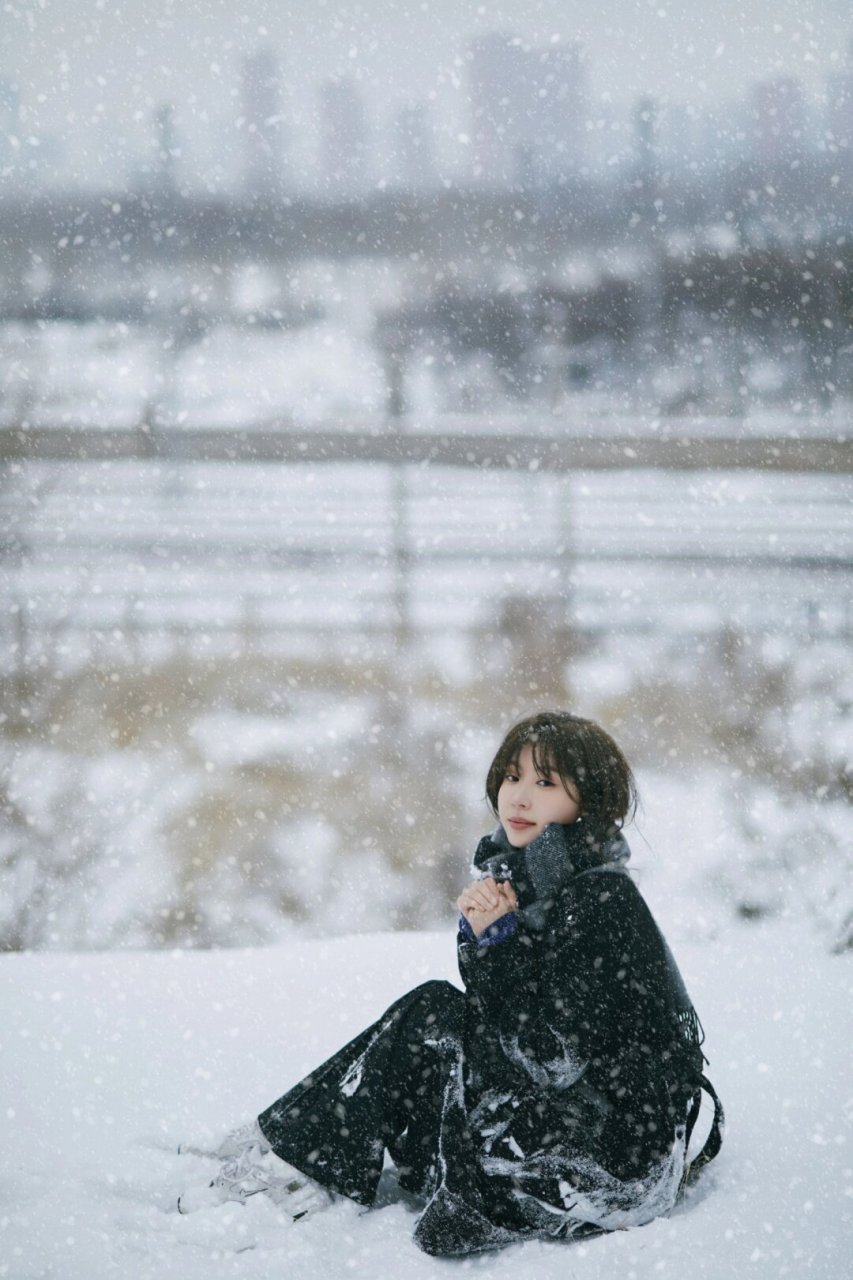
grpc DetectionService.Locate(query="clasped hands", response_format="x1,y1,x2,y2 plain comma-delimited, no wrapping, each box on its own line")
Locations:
457,876,519,938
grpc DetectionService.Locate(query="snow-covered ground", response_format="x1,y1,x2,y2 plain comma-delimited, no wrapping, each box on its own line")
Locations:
3,836,850,1279
3,266,853,429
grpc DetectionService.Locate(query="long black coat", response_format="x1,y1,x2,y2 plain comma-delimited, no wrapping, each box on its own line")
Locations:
259,821,712,1256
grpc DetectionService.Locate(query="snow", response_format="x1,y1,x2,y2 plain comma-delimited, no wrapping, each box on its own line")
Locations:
5,308,853,430
2,910,850,1278
3,7,852,1272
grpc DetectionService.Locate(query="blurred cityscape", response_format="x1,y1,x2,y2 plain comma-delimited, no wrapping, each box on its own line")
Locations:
2,30,853,198
2,28,853,414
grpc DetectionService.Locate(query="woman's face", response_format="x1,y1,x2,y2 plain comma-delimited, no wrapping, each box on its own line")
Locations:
497,744,581,847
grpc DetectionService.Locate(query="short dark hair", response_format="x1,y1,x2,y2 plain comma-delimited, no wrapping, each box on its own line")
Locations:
485,711,638,838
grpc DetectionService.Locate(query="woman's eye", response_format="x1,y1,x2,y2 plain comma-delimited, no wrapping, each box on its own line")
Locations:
536,778,555,787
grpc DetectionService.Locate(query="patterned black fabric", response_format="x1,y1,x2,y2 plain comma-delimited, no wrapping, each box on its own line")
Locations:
257,822,717,1256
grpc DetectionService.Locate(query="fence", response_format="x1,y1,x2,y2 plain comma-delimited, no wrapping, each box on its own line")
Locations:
3,420,851,678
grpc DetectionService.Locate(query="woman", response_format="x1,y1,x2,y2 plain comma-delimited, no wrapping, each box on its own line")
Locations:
178,711,724,1256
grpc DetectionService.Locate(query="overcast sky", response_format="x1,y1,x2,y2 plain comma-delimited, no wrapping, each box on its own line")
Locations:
3,0,852,185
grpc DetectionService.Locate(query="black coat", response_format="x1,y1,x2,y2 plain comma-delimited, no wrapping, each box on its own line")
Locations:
460,823,704,1161
410,820,709,1250
259,821,715,1256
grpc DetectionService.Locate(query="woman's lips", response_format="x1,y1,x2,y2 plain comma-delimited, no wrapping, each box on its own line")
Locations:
507,818,535,829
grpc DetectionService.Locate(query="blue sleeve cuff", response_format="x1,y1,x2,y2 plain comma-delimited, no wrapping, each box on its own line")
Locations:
458,911,518,947
458,912,476,941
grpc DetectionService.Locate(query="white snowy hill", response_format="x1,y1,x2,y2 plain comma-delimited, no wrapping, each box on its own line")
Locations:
2,915,850,1280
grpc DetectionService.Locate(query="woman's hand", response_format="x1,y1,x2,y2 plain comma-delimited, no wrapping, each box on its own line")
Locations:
457,877,518,938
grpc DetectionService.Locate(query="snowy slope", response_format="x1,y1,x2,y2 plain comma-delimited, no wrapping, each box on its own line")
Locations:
2,917,851,1280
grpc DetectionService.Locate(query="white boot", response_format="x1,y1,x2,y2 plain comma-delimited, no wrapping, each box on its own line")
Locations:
177,1140,335,1219
177,1117,271,1159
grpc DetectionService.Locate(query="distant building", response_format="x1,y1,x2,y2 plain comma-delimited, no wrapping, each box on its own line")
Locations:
0,78,23,183
319,76,370,197
154,104,179,191
634,95,657,181
825,37,853,153
657,102,701,173
0,77,20,128
467,32,588,190
525,40,588,184
467,31,524,186
659,99,749,173
241,48,285,197
749,76,808,167
391,102,435,191
698,99,752,168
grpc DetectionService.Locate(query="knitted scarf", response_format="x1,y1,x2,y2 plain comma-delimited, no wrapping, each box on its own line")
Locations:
472,819,631,932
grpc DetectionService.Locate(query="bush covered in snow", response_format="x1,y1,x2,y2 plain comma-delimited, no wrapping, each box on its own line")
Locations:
2,615,849,953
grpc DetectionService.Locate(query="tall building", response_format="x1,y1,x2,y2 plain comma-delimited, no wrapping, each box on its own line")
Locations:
154,104,179,191
633,95,657,182
319,76,369,197
697,99,751,169
826,37,853,152
0,78,22,182
657,102,701,173
391,102,436,191
525,40,588,183
467,32,587,189
241,48,285,197
749,76,808,167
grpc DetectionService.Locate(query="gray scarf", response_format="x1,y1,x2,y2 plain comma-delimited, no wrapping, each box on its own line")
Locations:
472,820,631,933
